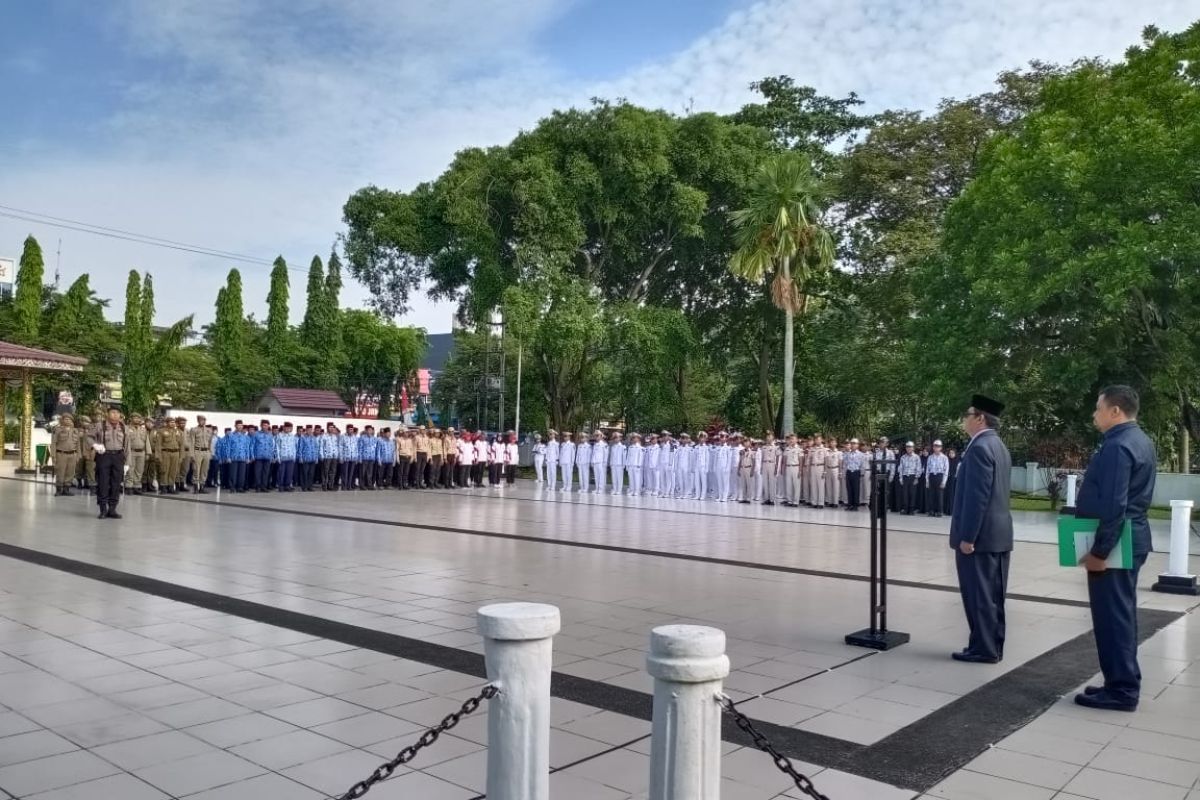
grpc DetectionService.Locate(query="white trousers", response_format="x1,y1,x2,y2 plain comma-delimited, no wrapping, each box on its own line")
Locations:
629,465,643,496
786,467,801,503
825,469,839,506
592,463,606,493
576,463,589,492
610,464,624,493
716,470,729,501
660,466,673,497
559,462,572,491
545,460,557,490
810,466,826,506
535,455,546,483
695,471,708,501
676,469,689,497
645,464,657,494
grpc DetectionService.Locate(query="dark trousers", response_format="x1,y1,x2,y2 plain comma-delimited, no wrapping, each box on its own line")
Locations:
472,464,484,487
927,481,945,516
430,456,442,487
254,458,271,490
956,550,1010,660
322,459,339,490
944,478,956,514
360,461,376,489
298,462,314,490
232,461,247,491
96,450,125,508
1088,553,1147,705
901,476,918,512
340,460,357,489
378,463,393,487
846,471,861,508
206,460,219,487
415,453,428,486
489,463,501,485
505,464,517,484
278,460,296,490
397,457,411,488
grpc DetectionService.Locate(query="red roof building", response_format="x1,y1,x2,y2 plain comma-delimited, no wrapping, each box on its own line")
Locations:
253,388,349,416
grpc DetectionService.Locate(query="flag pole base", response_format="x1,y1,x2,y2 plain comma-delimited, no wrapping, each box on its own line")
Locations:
844,629,910,651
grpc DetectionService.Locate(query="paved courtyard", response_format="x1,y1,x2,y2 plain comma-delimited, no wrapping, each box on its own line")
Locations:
2,472,1200,799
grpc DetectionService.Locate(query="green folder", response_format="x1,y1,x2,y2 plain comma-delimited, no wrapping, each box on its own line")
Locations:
1057,517,1134,569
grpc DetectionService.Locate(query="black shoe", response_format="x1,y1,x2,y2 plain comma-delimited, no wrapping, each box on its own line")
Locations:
1083,684,1104,696
763,501,775,506
1074,690,1137,712
97,505,108,519
951,650,1000,664
106,509,122,519
198,488,208,494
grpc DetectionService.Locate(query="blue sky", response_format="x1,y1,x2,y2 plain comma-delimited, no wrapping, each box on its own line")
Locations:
1,0,1196,333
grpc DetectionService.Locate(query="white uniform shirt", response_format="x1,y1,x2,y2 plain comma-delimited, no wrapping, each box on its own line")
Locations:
676,445,693,472
459,439,475,465
505,442,519,464
474,439,488,463
546,439,559,464
609,442,626,466
647,443,660,468
627,443,644,467
575,442,591,466
559,440,574,465
590,440,608,465
926,453,950,481
694,443,710,471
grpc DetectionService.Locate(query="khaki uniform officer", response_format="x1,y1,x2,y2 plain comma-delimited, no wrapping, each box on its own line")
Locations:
783,435,802,507
396,429,415,489
808,435,828,507
125,414,153,494
187,416,215,494
737,442,756,504
155,418,185,493
77,415,96,489
174,417,190,490
52,414,82,496
824,438,842,507
414,428,430,488
142,420,159,492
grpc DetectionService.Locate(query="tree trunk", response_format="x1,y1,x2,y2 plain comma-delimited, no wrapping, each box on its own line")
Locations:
781,255,795,436
757,335,773,433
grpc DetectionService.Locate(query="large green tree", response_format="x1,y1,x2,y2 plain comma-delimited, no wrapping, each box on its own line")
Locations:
13,236,45,345
916,23,1200,450
337,310,425,417
211,269,250,408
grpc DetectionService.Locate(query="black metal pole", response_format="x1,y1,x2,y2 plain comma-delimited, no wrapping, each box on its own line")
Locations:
868,462,879,635
879,468,889,634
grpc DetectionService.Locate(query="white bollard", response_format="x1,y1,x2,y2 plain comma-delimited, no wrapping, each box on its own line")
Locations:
647,625,730,800
477,603,561,800
1153,500,1199,595
1064,473,1078,510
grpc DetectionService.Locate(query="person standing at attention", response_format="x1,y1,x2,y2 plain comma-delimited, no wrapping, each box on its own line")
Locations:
1073,385,1156,712
949,394,1013,664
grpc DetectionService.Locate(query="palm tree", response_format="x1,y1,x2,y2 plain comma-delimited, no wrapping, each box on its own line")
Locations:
729,152,835,435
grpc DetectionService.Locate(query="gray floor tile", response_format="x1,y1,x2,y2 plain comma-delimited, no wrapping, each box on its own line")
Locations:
92,729,215,770
0,730,79,767
132,749,266,796
183,773,327,800
0,751,122,797
230,729,352,770
24,772,169,800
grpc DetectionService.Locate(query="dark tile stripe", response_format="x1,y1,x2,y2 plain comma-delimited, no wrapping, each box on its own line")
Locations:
0,540,1181,791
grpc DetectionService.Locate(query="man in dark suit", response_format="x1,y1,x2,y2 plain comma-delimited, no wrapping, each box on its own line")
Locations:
1074,385,1156,711
949,394,1014,663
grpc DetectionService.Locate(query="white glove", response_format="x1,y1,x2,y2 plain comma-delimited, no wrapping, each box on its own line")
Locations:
93,443,106,454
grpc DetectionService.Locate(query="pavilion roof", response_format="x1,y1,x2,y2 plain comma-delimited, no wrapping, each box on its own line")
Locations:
0,341,88,373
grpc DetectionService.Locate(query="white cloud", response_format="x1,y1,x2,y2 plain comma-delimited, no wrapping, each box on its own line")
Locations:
2,0,1195,334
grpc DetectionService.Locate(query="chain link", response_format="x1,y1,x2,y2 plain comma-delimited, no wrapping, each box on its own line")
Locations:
335,684,499,800
718,694,831,800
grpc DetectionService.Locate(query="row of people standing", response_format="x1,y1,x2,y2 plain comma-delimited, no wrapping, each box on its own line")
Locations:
204,422,524,493
531,430,961,515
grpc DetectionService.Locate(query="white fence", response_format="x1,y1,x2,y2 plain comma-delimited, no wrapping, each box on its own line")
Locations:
1013,463,1200,506
343,602,807,800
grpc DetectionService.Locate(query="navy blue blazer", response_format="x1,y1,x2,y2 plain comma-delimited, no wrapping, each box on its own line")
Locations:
949,428,1014,552
1075,421,1157,558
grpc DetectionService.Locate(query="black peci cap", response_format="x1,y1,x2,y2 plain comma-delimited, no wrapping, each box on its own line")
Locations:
971,394,1006,417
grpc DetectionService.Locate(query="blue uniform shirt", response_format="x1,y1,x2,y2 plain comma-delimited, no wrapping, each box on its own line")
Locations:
1076,421,1157,558
319,433,339,460
297,434,318,463
276,432,298,461
253,431,276,460
358,435,377,462
226,431,250,461
377,437,394,464
339,434,359,462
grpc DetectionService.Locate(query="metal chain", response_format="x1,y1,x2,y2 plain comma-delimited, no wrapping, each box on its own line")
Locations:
335,684,499,800
718,694,831,800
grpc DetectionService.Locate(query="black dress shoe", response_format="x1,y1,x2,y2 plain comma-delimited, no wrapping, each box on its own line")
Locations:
1083,684,1103,695
106,509,122,519
97,505,108,519
1074,691,1137,712
951,650,1001,664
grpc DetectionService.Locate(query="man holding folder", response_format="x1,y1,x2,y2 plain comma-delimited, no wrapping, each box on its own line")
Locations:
1074,385,1157,711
